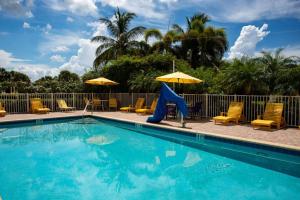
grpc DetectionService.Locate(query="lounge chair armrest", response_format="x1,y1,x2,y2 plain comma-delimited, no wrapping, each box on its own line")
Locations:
220,112,226,116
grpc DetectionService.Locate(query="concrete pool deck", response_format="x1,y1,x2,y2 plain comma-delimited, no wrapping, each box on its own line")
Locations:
1,111,300,150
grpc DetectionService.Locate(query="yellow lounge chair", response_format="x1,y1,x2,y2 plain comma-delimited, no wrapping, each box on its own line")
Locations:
251,103,285,130
136,98,158,115
30,98,51,114
213,102,244,125
0,102,7,117
120,98,145,112
109,98,118,111
57,99,75,112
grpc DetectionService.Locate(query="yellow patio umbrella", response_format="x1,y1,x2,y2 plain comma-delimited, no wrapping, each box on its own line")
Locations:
156,71,203,127
85,77,119,95
155,71,203,84
85,77,119,86
84,77,119,113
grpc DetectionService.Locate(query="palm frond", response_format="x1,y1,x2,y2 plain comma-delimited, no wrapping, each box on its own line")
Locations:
95,42,115,56
93,48,116,68
99,18,119,37
172,24,184,34
91,35,115,43
144,29,163,43
126,26,146,40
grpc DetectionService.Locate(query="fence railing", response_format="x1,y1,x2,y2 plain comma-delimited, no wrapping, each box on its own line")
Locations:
1,93,299,127
183,94,300,127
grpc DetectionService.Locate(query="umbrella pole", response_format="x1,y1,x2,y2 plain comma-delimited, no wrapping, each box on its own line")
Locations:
172,60,175,90
180,112,186,128
109,88,111,111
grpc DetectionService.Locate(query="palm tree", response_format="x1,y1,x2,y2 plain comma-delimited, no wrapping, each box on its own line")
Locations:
144,28,182,56
144,29,163,43
258,48,299,93
172,13,228,68
220,58,269,94
91,8,145,68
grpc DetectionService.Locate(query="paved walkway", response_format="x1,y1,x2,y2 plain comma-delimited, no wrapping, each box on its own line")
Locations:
1,111,300,150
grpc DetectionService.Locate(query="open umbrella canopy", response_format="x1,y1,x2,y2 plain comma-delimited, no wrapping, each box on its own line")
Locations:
156,71,203,84
85,77,119,86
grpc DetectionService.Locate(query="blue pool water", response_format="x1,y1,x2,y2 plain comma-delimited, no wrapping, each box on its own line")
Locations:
0,117,300,200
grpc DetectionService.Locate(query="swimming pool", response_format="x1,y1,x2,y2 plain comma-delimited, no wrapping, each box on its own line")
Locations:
0,116,299,199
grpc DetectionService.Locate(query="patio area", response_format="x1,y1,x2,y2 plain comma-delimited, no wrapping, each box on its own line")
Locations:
1,111,300,150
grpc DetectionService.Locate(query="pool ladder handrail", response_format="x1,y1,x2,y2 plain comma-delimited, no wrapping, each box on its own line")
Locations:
82,101,92,116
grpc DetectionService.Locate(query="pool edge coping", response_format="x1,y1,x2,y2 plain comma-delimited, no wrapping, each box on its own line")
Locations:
91,114,300,152
1,113,300,152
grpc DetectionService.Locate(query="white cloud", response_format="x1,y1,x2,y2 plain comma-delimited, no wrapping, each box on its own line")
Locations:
23,22,30,29
51,46,70,52
39,32,81,54
66,16,74,22
50,54,65,62
0,49,27,66
228,24,270,59
281,45,300,57
0,0,34,18
98,0,168,19
59,21,109,75
159,0,178,5
59,39,98,75
87,21,108,37
43,23,52,34
0,49,56,81
258,45,300,58
1,17,107,80
25,11,34,18
0,49,16,67
178,0,300,22
46,0,98,16
7,64,59,81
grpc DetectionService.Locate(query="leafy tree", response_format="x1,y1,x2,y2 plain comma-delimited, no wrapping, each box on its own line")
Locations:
99,53,191,92
0,68,31,93
128,70,164,92
91,8,145,68
179,67,216,94
34,76,60,93
58,70,80,82
0,68,11,82
33,74,82,93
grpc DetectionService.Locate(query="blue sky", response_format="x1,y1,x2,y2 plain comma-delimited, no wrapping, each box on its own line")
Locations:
0,0,300,80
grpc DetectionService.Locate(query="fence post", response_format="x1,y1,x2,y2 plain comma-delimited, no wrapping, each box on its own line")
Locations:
146,93,148,106
51,93,54,111
26,93,29,113
72,93,75,108
205,93,208,118
234,94,237,101
131,93,133,106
